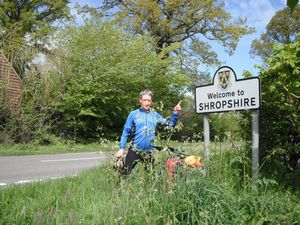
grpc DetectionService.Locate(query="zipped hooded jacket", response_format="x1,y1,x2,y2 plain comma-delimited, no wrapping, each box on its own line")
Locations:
119,108,179,152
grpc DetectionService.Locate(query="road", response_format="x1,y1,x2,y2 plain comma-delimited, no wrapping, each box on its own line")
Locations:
0,152,111,187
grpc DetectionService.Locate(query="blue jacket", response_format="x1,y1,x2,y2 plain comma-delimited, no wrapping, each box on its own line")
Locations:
119,108,179,152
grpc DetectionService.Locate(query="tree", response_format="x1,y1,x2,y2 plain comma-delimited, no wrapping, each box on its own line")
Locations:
250,6,300,61
0,0,71,76
259,38,300,187
52,17,188,141
101,0,254,73
287,0,299,11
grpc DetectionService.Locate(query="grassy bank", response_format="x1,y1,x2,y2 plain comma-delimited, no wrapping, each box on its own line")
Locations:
0,140,243,156
0,142,119,156
1,146,299,224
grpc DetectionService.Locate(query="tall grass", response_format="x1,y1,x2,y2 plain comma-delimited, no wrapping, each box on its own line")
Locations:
1,144,299,224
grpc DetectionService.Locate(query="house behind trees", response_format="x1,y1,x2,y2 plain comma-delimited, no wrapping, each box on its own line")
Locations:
0,51,22,112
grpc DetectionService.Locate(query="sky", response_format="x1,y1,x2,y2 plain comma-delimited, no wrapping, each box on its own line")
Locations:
69,0,287,78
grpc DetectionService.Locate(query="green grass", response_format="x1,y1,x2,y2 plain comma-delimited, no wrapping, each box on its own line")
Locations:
0,140,246,156
1,145,300,224
0,142,119,156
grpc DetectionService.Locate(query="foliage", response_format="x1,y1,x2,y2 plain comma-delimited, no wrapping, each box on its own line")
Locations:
0,0,71,76
0,0,70,38
287,0,299,11
0,60,67,144
259,38,300,187
51,17,188,142
250,6,300,61
19,64,66,143
210,112,244,142
101,0,254,74
172,97,204,142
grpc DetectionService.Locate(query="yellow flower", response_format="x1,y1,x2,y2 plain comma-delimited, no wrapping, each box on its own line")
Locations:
184,155,204,168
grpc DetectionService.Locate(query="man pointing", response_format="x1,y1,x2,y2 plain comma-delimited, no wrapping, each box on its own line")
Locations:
115,89,182,175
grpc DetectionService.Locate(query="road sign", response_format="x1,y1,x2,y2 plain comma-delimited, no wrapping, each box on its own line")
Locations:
195,66,260,114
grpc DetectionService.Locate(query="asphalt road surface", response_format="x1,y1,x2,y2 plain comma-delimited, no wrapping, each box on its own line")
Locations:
0,152,111,187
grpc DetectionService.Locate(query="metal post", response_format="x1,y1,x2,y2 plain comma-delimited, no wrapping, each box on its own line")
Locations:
252,110,259,190
204,114,210,162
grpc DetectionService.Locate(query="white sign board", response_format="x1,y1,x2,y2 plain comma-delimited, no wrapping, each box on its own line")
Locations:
195,66,260,114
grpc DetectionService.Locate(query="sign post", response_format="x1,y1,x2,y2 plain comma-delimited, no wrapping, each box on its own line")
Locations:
204,114,210,162
252,110,259,189
195,66,261,189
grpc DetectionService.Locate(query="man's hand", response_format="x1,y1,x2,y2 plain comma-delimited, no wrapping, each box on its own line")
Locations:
173,101,182,113
115,149,125,158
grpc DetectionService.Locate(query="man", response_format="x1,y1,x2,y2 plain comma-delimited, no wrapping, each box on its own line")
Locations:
115,89,182,175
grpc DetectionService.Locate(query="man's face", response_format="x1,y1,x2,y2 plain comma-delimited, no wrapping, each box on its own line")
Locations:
139,94,152,111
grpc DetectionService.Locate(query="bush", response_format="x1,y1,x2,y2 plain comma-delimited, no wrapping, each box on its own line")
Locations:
259,38,300,188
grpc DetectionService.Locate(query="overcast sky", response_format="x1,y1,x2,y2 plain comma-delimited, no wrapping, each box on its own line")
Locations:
69,0,287,78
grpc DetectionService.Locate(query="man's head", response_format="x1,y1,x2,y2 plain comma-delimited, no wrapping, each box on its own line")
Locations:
139,89,153,111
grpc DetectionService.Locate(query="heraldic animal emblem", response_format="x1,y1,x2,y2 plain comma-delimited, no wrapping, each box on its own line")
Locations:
218,70,231,90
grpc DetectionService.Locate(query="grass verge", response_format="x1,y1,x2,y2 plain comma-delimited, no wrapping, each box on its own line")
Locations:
1,145,300,224
0,142,119,156
0,140,244,156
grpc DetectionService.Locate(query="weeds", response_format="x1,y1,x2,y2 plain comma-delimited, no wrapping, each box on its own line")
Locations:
1,144,299,224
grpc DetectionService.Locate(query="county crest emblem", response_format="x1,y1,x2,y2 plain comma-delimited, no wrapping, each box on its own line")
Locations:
218,70,231,90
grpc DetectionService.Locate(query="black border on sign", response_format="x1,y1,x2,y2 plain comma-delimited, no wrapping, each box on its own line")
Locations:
194,66,261,114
